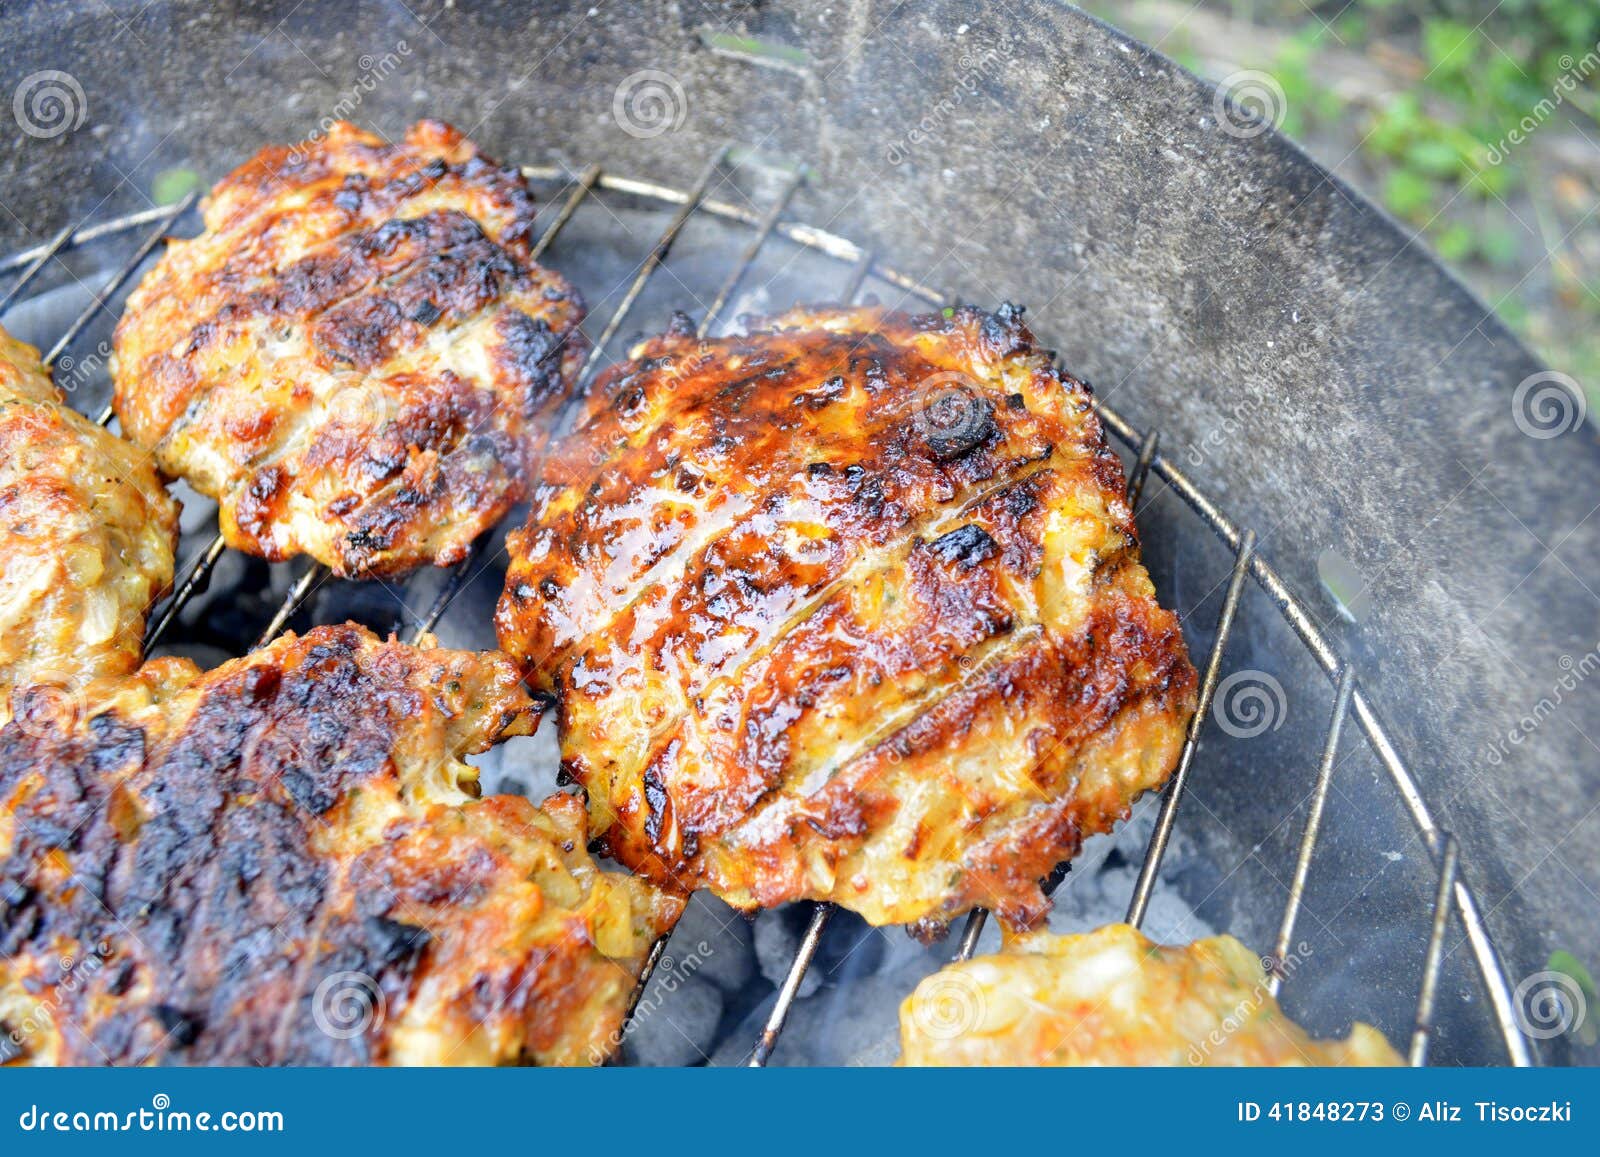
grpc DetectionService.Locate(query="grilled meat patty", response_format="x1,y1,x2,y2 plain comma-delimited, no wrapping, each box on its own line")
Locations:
496,305,1197,934
898,924,1403,1065
111,120,587,578
0,328,177,722
0,624,680,1066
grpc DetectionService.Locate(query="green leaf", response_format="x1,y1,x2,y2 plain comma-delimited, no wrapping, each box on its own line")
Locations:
1383,168,1435,220
1406,138,1464,178
151,167,201,205
1547,950,1597,1046
1422,20,1478,75
1433,222,1475,262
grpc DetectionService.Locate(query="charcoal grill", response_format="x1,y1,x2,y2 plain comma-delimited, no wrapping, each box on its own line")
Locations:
4,0,1595,1068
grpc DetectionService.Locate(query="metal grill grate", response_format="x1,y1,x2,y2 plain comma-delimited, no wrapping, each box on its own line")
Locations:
0,147,1531,1068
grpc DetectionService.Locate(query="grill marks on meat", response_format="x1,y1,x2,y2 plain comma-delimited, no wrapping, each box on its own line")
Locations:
0,625,681,1066
897,925,1403,1066
111,120,588,578
0,328,178,721
496,304,1197,932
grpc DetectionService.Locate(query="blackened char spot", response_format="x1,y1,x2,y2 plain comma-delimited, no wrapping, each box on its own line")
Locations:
642,763,671,847
496,310,569,415
364,916,432,965
923,393,997,462
152,1003,202,1047
929,524,998,569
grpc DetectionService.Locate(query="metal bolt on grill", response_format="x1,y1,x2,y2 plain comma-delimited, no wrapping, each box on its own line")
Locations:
0,146,1530,1069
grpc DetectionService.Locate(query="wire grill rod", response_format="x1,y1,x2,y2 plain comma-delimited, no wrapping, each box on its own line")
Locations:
1269,665,1355,996
1126,530,1257,929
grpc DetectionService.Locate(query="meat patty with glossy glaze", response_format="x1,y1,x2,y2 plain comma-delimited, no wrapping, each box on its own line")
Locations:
898,924,1403,1065
111,120,587,578
0,328,178,722
496,305,1197,934
0,624,680,1066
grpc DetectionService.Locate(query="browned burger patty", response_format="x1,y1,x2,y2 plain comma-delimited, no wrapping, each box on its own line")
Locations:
0,624,680,1066
0,327,177,721
111,120,587,578
496,305,1197,935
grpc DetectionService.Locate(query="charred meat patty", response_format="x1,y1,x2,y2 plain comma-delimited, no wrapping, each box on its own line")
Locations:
496,305,1197,934
111,120,587,578
0,624,680,1066
0,327,177,722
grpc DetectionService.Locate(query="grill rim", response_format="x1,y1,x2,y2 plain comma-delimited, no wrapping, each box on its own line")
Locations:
0,150,1531,1069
